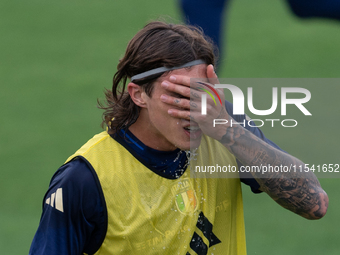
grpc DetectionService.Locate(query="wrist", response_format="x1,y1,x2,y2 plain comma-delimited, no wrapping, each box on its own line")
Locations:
213,116,232,142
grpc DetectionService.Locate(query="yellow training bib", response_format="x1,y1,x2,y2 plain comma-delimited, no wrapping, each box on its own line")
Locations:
66,131,247,255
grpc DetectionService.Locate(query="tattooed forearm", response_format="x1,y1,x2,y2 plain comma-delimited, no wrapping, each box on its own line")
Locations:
219,119,328,219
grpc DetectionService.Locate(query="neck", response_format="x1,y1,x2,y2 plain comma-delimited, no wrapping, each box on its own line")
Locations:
128,116,177,151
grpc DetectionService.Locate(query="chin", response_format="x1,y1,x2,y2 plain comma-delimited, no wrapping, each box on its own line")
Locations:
177,138,202,151
190,139,202,150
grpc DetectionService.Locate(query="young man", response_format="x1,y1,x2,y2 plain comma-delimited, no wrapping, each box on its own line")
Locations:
29,21,328,255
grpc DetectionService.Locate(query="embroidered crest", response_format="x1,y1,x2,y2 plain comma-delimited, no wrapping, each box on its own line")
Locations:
171,178,197,214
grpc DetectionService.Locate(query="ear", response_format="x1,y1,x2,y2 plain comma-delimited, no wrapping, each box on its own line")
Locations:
127,82,148,108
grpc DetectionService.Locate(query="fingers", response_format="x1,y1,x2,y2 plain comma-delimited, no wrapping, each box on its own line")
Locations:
206,64,216,79
160,94,191,109
160,79,203,110
167,108,192,121
206,64,220,85
164,65,219,95
169,75,191,88
160,67,224,118
161,80,191,98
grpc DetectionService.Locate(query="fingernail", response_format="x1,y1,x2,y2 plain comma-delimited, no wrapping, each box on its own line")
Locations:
160,95,168,101
169,76,176,82
161,81,169,88
168,109,173,115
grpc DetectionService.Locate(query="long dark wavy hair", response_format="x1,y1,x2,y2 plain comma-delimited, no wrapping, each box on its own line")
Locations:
98,21,216,134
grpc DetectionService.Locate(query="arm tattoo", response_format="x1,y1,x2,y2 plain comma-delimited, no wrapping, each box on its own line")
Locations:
219,120,327,219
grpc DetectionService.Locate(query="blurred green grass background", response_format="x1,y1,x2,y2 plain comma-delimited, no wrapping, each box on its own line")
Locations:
0,0,339,254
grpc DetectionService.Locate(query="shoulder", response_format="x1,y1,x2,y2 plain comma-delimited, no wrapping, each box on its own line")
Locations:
48,157,106,217
30,158,107,255
51,158,95,188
